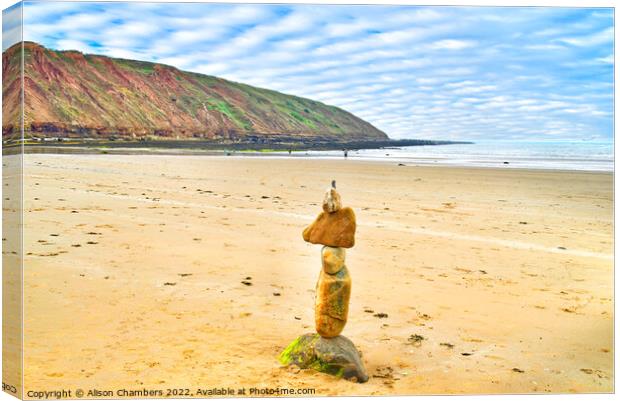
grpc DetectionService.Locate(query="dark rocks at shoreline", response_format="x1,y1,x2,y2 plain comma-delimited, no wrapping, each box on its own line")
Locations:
17,138,474,155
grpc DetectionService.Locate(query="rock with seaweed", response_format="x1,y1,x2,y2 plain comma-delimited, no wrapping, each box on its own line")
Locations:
279,333,368,383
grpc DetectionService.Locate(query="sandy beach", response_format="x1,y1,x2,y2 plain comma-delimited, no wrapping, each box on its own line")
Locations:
19,154,613,396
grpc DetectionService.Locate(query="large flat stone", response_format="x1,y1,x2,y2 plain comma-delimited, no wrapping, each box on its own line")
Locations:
302,207,356,248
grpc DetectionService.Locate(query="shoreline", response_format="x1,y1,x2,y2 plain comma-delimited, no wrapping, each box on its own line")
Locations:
10,149,614,174
3,137,473,151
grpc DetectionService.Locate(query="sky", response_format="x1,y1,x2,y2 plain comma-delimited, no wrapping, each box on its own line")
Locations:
2,1,615,141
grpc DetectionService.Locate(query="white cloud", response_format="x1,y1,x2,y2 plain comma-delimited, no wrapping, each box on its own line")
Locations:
557,27,613,47
430,39,476,50
596,54,613,64
2,3,21,50
55,39,96,53
525,43,567,51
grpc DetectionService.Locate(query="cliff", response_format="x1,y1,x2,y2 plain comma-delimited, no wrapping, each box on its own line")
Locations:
2,42,388,142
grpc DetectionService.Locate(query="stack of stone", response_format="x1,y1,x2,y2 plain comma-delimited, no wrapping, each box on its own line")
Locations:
304,183,355,338
279,182,368,383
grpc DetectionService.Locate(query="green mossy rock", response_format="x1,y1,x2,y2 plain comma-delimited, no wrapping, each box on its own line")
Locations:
278,333,368,383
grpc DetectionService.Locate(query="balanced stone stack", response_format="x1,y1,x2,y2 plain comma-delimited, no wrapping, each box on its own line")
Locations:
279,182,368,383
305,184,353,338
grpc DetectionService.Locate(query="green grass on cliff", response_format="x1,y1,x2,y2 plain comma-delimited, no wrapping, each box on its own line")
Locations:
206,99,252,131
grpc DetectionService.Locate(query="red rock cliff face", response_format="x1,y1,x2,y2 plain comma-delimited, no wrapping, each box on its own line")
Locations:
2,42,388,142
2,43,22,140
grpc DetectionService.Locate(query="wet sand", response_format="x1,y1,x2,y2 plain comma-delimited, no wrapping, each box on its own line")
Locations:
20,154,613,395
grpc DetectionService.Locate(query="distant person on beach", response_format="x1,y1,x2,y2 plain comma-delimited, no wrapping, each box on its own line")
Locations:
344,149,348,158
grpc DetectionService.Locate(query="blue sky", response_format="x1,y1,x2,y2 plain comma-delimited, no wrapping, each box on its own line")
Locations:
3,1,614,141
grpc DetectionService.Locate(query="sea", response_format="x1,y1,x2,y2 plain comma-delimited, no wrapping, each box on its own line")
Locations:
26,139,614,172
297,140,614,172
